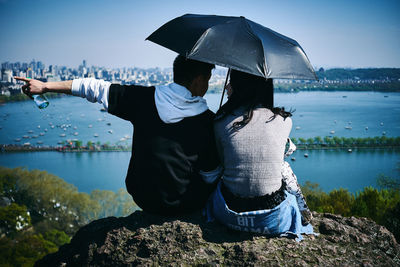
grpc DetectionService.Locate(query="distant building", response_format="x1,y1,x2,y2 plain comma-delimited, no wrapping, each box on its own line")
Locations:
2,69,13,83
26,68,34,79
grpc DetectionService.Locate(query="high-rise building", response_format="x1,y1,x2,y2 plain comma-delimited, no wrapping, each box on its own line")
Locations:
2,69,13,82
27,68,34,79
49,65,55,75
1,62,10,70
83,60,87,68
37,61,45,71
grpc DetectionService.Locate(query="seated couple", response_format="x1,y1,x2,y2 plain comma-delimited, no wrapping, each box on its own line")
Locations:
16,55,314,240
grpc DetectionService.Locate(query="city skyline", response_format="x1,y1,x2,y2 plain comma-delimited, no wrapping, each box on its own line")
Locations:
1,0,399,69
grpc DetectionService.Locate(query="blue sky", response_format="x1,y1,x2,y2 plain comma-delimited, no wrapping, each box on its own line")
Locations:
0,0,399,69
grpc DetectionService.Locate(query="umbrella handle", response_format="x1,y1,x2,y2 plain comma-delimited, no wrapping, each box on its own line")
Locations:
219,68,231,109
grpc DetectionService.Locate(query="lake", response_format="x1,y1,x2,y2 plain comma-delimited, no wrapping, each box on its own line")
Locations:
0,91,399,193
0,149,398,194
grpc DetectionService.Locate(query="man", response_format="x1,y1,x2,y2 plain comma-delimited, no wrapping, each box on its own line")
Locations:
15,55,221,215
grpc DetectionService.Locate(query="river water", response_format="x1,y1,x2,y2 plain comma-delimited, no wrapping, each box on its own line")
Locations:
0,91,399,193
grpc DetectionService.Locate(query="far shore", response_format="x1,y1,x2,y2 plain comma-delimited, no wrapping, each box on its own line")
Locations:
1,144,399,153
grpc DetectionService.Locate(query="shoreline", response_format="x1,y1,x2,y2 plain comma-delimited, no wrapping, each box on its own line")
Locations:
1,144,399,153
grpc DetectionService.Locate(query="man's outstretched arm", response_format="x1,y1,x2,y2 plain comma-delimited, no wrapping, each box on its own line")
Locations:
14,77,73,96
14,77,111,110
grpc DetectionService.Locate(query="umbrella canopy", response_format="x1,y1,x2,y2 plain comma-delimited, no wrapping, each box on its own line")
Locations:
147,14,317,80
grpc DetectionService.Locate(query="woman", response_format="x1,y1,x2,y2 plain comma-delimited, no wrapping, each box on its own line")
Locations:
206,70,314,241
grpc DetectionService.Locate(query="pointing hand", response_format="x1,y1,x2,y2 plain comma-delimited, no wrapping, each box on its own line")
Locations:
14,76,47,99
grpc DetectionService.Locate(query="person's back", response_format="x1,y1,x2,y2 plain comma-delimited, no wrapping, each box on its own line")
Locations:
206,70,315,241
214,105,292,197
108,83,219,215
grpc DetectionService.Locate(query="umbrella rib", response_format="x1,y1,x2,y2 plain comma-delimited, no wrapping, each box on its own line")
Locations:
242,18,269,79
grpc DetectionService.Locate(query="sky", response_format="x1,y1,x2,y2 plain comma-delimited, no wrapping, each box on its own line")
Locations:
0,0,399,69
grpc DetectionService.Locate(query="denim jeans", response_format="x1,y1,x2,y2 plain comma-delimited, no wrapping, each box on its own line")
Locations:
205,182,316,241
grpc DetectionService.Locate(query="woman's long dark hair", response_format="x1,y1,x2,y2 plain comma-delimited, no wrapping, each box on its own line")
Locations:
215,70,292,129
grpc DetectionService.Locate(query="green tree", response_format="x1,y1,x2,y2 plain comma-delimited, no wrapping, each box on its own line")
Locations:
87,141,93,149
314,136,323,145
298,138,307,145
332,136,342,146
328,189,354,216
323,136,334,146
0,203,31,236
0,233,58,267
306,138,314,145
75,140,82,149
43,229,70,247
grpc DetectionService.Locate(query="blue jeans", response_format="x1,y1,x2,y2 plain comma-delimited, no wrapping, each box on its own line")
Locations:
205,182,316,241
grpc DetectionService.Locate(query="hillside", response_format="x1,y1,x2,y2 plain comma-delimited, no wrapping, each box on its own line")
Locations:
35,211,400,266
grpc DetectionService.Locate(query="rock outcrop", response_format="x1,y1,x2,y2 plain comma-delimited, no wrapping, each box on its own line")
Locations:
36,211,400,266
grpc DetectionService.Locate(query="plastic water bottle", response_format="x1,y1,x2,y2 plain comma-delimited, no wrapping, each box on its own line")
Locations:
33,94,49,109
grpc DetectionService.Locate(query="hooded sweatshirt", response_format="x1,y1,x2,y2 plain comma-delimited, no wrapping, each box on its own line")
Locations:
71,78,220,214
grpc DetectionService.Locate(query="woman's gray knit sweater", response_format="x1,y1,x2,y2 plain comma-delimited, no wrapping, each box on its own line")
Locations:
214,106,292,197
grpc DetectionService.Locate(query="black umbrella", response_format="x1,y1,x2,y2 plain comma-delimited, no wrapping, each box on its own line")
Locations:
147,14,317,80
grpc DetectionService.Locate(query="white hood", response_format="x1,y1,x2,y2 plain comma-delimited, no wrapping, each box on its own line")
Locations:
154,83,209,123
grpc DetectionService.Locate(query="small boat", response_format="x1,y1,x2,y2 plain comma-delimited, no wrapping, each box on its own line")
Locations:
345,126,352,130
330,130,335,134
334,120,337,124
291,157,296,161
108,130,113,134
44,128,48,132
382,131,386,135
384,95,388,98
28,130,34,134
51,125,55,129
88,124,93,128
124,135,132,139
80,113,85,117
59,133,66,137
97,118,103,122
22,135,29,139
37,125,41,129
73,132,79,136
295,126,301,130
120,138,126,142
37,141,43,144
107,122,111,126
342,95,347,98
304,153,309,158
348,149,352,153
32,135,38,138
365,127,368,130
73,126,77,130
348,121,352,125
100,108,107,112
23,142,31,146
15,138,21,142
58,141,64,144
94,133,99,137
39,132,45,136
380,122,384,126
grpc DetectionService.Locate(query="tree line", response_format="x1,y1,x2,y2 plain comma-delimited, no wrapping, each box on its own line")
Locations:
302,173,400,242
0,167,137,266
291,136,400,149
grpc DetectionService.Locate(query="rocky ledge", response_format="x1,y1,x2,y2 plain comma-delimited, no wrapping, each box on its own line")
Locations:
36,211,400,266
